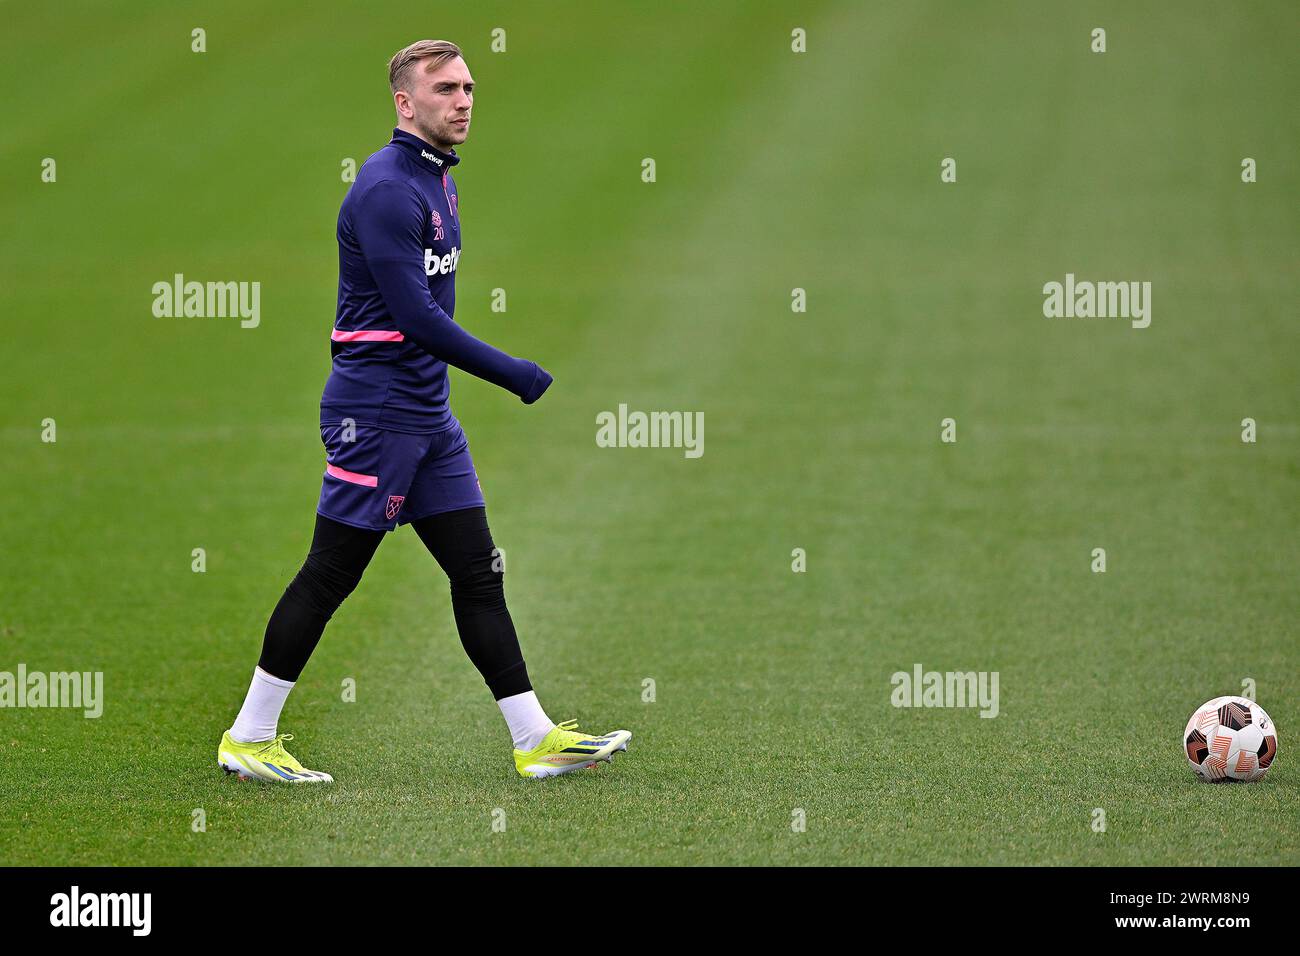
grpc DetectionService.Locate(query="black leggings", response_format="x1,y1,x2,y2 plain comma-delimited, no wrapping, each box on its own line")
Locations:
257,508,531,699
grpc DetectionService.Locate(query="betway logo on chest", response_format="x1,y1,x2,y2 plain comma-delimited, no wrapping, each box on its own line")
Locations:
424,246,460,276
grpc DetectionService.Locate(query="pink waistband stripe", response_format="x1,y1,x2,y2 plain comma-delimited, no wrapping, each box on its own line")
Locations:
331,328,405,343
325,463,379,487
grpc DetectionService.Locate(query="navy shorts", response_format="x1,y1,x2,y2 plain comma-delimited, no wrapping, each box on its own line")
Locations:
317,421,485,531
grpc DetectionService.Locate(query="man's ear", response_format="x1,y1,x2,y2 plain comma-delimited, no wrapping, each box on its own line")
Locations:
393,90,413,119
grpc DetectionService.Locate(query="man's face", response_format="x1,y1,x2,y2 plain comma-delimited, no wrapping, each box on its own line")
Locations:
398,55,474,151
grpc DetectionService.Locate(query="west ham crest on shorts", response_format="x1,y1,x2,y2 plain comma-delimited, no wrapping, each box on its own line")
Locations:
431,210,442,227
386,495,405,520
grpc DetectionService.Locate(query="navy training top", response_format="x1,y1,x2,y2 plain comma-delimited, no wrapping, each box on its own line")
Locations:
320,128,550,433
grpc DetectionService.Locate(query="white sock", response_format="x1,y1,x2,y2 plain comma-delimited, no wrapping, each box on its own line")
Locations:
229,667,295,743
497,690,555,751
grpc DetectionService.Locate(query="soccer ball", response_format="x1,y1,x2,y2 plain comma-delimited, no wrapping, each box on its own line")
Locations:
1183,696,1278,782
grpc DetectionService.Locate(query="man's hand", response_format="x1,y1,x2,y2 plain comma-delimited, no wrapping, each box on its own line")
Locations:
521,364,553,404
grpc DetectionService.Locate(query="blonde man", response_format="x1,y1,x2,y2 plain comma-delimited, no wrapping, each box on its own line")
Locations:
217,41,631,782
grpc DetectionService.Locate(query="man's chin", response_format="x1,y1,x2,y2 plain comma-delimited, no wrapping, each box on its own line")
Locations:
417,125,466,150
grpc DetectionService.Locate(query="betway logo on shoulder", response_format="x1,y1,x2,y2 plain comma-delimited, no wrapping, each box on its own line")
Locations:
420,149,444,167
425,246,460,276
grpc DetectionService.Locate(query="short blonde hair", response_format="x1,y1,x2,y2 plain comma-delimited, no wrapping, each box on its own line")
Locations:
388,39,463,93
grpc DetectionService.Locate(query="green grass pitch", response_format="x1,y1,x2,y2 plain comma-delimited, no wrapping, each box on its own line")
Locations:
0,1,1295,865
